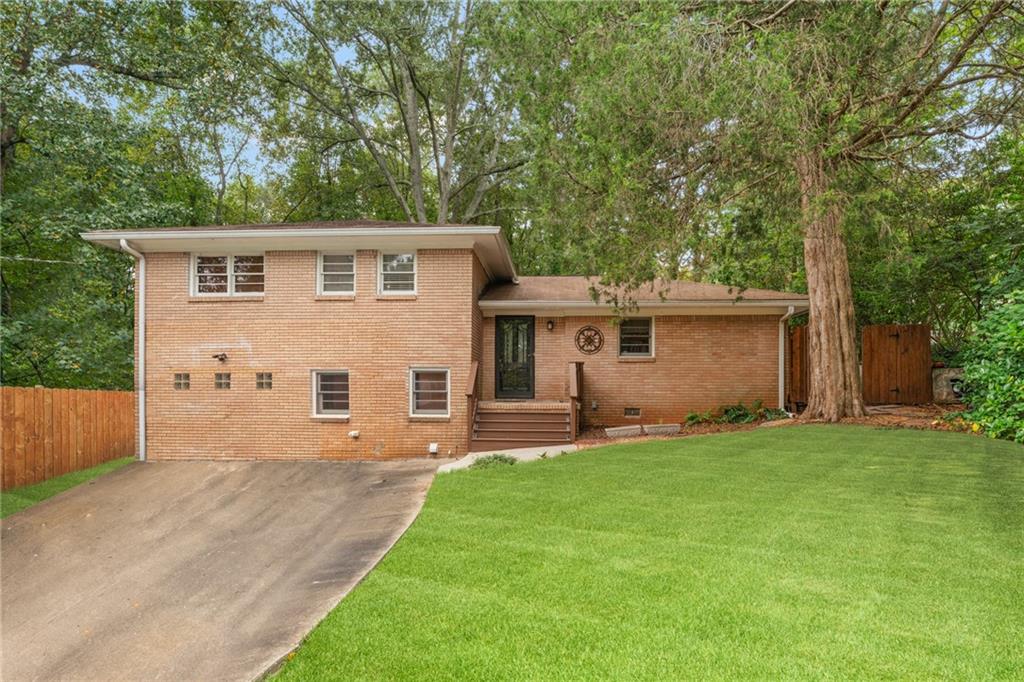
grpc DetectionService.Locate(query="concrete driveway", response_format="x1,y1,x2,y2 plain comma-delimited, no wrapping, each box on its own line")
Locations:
1,459,442,681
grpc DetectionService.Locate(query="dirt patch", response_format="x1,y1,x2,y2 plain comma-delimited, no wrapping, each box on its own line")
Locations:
576,404,974,450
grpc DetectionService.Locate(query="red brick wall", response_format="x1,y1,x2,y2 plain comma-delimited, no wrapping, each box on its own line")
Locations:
139,249,480,459
481,314,781,426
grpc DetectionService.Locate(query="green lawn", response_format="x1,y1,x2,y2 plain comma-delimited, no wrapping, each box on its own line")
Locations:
1,458,134,518
276,426,1023,680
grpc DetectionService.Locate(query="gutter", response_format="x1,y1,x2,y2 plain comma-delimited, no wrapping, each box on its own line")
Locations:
119,239,146,462
778,305,798,413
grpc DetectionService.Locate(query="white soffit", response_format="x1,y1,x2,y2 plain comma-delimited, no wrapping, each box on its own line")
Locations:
81,226,517,280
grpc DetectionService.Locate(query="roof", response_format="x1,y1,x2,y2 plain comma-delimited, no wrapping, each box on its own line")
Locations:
103,219,485,232
481,276,808,303
80,220,517,281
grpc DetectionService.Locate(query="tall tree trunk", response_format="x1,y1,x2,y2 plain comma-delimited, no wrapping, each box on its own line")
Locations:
797,151,866,421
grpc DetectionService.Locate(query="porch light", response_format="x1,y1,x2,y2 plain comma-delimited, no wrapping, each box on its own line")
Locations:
546,320,555,331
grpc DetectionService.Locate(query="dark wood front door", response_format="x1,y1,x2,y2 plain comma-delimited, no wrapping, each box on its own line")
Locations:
495,316,535,399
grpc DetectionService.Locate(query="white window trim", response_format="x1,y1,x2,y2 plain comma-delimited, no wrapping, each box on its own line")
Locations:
190,253,265,297
409,367,450,418
311,369,350,419
378,250,417,296
618,317,656,358
316,252,357,296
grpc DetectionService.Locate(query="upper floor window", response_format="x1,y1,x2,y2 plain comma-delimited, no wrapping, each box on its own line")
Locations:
318,253,355,295
256,372,273,390
619,318,654,357
379,252,416,294
193,255,264,296
174,373,190,390
215,372,231,389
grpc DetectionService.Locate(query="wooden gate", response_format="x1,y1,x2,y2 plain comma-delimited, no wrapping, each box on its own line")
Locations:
786,325,810,410
862,324,933,405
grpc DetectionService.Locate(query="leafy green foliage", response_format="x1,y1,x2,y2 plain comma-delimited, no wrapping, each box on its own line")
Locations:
468,454,517,469
961,292,1024,443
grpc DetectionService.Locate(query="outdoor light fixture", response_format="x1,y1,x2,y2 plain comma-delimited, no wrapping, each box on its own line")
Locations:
212,353,228,363
546,320,555,331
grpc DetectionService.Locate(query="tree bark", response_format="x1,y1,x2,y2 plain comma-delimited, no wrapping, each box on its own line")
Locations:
796,151,867,421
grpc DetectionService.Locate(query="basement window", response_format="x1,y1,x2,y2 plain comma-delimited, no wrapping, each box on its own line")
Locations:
313,370,349,417
174,373,190,390
215,373,231,389
624,407,642,418
256,372,273,390
410,368,449,417
619,318,654,357
193,255,264,296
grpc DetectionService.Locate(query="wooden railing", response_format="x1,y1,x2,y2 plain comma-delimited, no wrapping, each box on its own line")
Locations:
1,386,136,490
568,361,584,438
465,360,480,450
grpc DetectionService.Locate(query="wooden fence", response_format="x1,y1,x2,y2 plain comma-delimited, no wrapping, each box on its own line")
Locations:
1,387,136,491
787,323,933,409
862,324,933,405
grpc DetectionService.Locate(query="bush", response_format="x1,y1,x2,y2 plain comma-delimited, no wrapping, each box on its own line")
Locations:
715,400,790,425
685,410,714,425
961,291,1024,443
470,454,518,469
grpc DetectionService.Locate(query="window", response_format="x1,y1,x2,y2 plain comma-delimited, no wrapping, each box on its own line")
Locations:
256,372,273,390
313,371,349,416
619,318,654,357
318,253,355,294
410,368,449,417
379,252,415,294
624,407,641,418
192,255,264,296
174,373,190,390
215,373,231,389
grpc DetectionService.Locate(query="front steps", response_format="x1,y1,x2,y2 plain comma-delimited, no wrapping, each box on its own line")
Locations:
469,401,573,452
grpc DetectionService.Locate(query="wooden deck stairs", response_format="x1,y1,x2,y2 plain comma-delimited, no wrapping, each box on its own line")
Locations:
469,401,573,452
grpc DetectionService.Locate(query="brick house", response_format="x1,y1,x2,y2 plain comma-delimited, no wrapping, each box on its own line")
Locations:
82,221,808,460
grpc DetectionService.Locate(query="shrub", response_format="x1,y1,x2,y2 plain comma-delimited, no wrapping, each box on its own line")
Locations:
470,454,518,469
961,291,1024,443
719,402,758,424
685,410,714,426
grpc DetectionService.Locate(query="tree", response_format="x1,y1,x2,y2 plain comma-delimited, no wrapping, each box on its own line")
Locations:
261,0,526,225
507,1,1023,420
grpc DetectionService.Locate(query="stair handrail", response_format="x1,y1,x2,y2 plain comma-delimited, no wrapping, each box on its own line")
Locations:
466,360,480,449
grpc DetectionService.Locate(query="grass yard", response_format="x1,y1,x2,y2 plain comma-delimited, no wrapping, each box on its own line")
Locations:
0,458,133,518
276,426,1023,680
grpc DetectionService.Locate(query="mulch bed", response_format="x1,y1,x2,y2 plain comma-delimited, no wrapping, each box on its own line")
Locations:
576,403,973,450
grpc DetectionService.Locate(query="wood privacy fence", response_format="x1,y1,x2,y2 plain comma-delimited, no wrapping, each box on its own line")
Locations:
862,324,933,405
787,323,933,409
1,387,136,491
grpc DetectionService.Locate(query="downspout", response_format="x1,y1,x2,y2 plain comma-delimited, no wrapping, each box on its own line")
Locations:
120,239,146,462
778,305,797,413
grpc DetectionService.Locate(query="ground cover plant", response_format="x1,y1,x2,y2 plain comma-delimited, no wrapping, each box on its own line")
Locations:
275,426,1022,680
1,458,133,518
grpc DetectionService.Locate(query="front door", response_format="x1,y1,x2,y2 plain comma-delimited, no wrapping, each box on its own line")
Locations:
495,316,535,399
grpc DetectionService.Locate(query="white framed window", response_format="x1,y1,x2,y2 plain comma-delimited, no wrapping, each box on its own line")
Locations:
379,252,416,294
191,254,264,296
317,253,356,295
409,368,449,417
256,372,273,390
215,372,231,389
312,370,350,417
619,318,654,357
